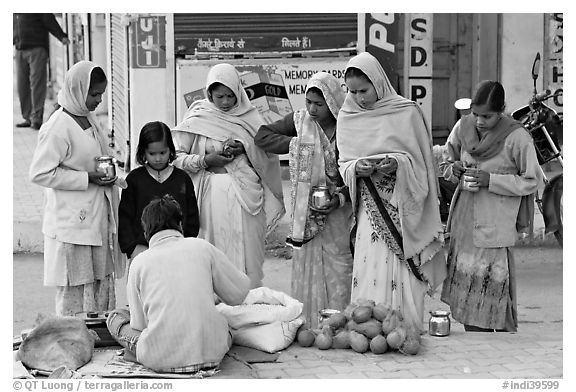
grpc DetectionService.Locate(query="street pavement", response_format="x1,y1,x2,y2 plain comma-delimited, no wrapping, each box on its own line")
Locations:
10,62,571,386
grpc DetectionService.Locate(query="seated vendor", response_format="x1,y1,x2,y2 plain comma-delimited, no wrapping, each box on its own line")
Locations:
106,194,250,373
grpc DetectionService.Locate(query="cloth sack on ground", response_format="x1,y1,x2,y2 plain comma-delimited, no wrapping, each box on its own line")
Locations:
231,317,304,353
17,316,96,371
216,287,304,353
216,286,303,328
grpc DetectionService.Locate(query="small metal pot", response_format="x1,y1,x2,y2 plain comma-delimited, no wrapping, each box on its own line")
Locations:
311,186,331,209
318,309,340,326
95,156,116,180
429,310,451,337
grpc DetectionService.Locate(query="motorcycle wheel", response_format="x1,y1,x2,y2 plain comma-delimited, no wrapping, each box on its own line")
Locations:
553,188,563,246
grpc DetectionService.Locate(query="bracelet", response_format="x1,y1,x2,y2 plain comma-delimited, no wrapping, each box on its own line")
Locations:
199,155,208,169
337,192,346,208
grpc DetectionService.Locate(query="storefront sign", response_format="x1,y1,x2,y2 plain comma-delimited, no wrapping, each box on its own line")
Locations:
544,13,563,112
177,59,349,123
358,13,400,84
131,15,166,68
405,14,433,126
179,33,354,54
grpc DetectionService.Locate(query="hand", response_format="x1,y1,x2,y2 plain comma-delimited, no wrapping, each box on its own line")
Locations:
374,157,397,175
464,168,490,187
309,195,339,215
88,171,117,186
223,139,245,156
355,159,375,177
204,151,235,167
130,244,148,259
451,161,466,179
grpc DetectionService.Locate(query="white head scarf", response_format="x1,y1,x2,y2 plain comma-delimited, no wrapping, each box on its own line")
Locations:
205,63,255,117
305,71,345,119
57,60,104,116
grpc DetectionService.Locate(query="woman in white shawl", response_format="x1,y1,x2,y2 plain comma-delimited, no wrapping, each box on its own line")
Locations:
29,60,126,316
337,53,446,332
172,64,285,288
255,72,353,328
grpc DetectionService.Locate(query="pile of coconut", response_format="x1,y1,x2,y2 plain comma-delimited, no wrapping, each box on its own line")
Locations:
295,298,421,355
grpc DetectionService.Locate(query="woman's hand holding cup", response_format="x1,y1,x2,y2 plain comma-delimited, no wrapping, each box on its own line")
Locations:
356,159,375,177
88,171,116,186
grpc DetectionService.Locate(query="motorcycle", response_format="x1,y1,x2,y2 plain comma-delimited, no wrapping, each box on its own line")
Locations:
511,52,563,246
447,53,563,246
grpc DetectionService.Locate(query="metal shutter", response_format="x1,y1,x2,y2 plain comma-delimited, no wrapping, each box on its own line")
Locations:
173,13,357,57
108,14,130,169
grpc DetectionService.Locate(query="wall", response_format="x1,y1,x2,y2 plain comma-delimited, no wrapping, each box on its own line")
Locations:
500,14,544,114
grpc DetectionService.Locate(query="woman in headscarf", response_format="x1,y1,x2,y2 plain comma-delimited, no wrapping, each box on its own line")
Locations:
440,80,543,332
255,71,353,328
337,52,446,332
29,60,126,316
172,63,285,288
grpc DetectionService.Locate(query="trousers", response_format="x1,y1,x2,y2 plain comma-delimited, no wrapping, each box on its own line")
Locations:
15,46,48,125
106,308,140,356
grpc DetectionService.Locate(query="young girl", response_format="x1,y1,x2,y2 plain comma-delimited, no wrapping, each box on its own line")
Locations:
440,80,544,332
118,121,200,260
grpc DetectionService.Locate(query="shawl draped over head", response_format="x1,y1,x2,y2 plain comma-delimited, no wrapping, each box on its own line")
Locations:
58,60,99,117
172,63,285,234
287,71,346,246
57,60,127,279
337,52,444,271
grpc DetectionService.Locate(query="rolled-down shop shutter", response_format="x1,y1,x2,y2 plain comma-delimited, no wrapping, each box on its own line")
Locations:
173,13,357,56
108,14,130,169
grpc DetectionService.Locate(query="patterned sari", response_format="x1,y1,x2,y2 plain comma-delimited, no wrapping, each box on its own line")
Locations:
337,53,446,332
287,72,354,328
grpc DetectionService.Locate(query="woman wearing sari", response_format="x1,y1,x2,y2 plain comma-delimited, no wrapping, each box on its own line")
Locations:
172,64,285,288
255,72,353,328
337,52,446,332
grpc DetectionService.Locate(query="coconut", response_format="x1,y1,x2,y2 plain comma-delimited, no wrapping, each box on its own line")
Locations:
297,328,316,347
352,306,372,323
399,335,421,355
369,334,389,354
372,303,391,322
314,332,333,350
386,328,406,350
331,330,351,349
349,331,369,353
327,312,348,329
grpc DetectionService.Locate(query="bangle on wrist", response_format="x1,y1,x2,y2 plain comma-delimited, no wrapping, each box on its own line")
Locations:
337,192,346,208
200,155,208,169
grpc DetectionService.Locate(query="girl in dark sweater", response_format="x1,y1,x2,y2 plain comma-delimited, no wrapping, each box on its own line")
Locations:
118,121,199,260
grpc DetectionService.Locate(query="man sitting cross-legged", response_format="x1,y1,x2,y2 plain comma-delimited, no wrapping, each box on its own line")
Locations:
106,194,250,373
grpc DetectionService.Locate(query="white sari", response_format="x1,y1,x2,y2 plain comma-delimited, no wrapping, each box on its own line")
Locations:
172,64,285,288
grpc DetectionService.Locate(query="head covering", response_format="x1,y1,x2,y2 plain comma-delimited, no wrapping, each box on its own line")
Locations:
57,60,102,116
173,63,285,234
337,52,444,288
305,71,345,119
205,63,255,117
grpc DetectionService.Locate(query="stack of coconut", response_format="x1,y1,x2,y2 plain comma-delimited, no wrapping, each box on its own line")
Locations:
295,299,421,355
